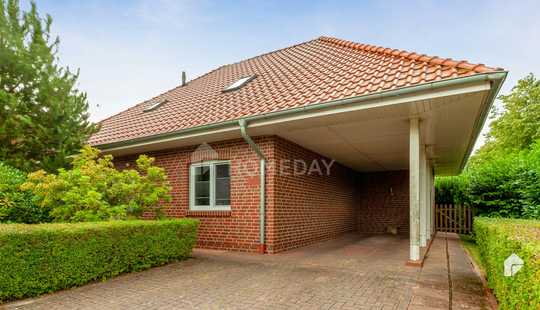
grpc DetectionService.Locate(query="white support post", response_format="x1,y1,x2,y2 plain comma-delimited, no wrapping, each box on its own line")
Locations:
426,159,432,240
409,118,421,262
419,145,427,247
426,158,432,241
431,166,436,236
428,164,433,236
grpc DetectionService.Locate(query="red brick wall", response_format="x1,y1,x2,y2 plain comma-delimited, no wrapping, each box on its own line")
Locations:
269,137,358,253
356,170,409,234
114,135,361,253
114,137,274,252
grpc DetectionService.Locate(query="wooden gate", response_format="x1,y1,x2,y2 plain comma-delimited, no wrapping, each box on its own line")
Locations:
435,204,474,234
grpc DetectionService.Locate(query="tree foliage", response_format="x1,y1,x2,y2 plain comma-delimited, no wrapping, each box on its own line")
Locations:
0,0,96,172
435,176,468,205
0,161,49,223
467,147,539,218
436,74,540,219
477,74,540,159
21,146,171,222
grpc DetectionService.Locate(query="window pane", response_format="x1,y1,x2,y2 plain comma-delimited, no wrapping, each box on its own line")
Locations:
215,179,230,205
194,165,210,206
215,164,230,206
195,181,209,197
195,166,210,181
216,164,230,178
196,197,210,205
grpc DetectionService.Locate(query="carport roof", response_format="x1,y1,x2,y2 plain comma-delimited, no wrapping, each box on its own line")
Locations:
89,36,502,147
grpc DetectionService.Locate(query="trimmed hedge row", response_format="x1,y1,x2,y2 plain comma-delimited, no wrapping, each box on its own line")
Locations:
474,217,540,309
0,219,198,302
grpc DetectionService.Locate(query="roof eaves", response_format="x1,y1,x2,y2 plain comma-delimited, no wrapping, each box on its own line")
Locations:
458,70,508,173
95,71,507,153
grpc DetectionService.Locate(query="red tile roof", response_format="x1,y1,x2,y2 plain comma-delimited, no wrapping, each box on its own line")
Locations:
89,36,501,146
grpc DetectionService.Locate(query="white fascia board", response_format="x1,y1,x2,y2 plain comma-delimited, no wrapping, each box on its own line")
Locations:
100,81,491,154
249,81,490,129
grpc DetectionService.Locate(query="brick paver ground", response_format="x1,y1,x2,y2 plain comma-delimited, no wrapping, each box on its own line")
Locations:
4,233,488,310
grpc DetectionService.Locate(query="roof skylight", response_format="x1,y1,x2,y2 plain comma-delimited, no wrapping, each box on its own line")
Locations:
143,99,168,112
223,75,256,92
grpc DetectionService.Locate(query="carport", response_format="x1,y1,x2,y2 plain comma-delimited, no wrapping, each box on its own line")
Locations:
100,72,505,264
233,72,506,263
107,72,505,263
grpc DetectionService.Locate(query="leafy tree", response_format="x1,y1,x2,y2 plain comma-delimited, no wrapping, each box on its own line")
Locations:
21,146,171,222
478,74,540,158
0,0,96,172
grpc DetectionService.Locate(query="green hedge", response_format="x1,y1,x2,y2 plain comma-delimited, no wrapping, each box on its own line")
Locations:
0,219,199,302
474,217,540,309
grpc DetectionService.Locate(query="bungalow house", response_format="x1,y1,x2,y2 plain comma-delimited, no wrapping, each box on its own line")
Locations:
89,36,506,264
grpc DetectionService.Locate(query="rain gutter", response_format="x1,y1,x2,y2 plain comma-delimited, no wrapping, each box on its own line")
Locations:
96,72,507,154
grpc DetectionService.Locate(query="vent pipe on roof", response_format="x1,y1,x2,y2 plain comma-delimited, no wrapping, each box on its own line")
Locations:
181,71,187,86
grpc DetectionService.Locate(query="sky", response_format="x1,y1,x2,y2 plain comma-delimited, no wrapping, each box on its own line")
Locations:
31,0,540,149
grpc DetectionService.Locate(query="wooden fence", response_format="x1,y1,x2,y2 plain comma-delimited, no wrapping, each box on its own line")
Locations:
435,204,474,234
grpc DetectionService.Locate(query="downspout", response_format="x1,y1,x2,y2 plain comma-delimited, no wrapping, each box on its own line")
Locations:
239,119,267,254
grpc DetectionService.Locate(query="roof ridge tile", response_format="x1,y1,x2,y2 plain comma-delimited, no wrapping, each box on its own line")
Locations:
317,36,502,73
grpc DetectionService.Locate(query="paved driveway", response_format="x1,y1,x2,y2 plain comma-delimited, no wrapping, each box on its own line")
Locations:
5,233,488,310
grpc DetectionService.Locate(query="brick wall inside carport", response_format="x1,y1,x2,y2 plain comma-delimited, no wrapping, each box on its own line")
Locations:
356,170,409,234
270,137,358,253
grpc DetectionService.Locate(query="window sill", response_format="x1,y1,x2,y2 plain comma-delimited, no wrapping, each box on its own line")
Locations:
186,210,232,218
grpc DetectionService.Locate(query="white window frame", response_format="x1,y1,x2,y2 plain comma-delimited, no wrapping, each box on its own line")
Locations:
223,75,256,92
189,160,231,211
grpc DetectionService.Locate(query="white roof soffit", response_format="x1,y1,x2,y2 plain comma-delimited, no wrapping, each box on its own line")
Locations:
99,73,505,173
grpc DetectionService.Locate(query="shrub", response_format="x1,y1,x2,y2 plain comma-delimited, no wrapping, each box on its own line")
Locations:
436,140,540,219
0,219,199,302
466,151,526,218
0,162,50,223
435,175,469,205
21,146,171,222
474,217,540,309
520,144,540,218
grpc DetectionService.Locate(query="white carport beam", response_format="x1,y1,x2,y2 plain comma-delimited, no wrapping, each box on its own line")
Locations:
409,118,421,261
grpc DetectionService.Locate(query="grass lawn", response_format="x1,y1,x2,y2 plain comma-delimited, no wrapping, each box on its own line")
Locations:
459,234,485,274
